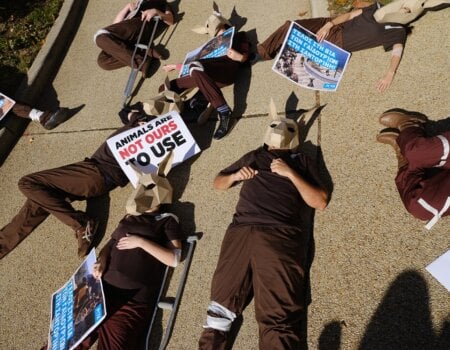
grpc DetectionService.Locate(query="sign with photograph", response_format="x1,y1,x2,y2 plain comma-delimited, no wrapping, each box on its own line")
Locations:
47,250,106,350
179,27,235,77
107,111,201,187
272,22,350,91
0,93,16,121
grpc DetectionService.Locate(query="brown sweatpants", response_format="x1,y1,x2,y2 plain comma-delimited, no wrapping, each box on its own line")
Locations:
169,56,243,109
0,160,111,259
396,127,450,222
76,282,153,350
11,102,51,124
199,225,308,350
257,18,344,60
96,17,160,70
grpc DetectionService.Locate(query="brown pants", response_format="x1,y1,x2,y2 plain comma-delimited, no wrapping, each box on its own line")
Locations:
199,225,308,350
96,18,160,70
396,127,450,223
257,18,344,60
76,282,152,350
0,160,110,259
11,102,51,124
170,56,243,109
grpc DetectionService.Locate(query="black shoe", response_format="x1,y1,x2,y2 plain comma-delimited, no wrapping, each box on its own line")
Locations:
213,111,232,140
43,108,70,130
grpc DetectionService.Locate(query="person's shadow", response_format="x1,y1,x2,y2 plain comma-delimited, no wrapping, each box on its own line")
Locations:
318,270,450,350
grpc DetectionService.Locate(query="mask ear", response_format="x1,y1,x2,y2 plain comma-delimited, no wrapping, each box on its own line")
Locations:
213,1,220,13
269,98,278,121
157,151,174,178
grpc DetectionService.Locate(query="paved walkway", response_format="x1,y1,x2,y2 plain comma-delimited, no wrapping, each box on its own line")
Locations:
0,1,449,349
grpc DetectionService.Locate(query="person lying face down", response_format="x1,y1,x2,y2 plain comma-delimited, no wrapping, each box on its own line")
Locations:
198,100,328,350
253,1,449,92
75,157,184,350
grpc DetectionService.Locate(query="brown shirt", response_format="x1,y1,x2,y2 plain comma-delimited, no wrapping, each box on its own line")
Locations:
103,212,183,303
219,147,321,229
341,3,407,52
89,124,135,188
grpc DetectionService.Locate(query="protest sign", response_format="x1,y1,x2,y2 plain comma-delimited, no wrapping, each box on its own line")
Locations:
47,250,106,350
107,111,201,187
426,249,450,292
272,22,350,92
179,27,234,77
0,93,16,121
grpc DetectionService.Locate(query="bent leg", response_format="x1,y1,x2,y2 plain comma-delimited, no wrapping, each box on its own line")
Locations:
95,19,144,69
0,199,49,259
18,161,108,232
252,226,308,350
199,226,254,350
398,128,450,170
174,62,227,109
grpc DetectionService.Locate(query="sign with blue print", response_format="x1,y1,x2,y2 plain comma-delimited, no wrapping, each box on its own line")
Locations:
272,22,350,91
179,27,235,77
47,250,106,350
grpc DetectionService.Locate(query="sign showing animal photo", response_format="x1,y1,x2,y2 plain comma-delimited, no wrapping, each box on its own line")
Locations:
0,92,15,121
179,27,234,77
47,250,106,350
107,111,201,187
272,22,350,92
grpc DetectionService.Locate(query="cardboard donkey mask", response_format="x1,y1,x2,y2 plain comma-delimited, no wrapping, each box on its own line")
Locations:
192,2,231,37
126,151,174,215
263,99,301,150
143,77,199,115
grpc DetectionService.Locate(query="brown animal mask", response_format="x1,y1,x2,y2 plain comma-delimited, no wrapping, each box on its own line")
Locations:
192,2,231,37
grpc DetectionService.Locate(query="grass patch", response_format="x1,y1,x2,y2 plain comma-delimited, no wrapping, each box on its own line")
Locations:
327,0,394,14
0,0,64,96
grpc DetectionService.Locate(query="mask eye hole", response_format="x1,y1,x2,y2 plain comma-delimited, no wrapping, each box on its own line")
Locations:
270,123,277,128
287,127,295,132
145,184,156,190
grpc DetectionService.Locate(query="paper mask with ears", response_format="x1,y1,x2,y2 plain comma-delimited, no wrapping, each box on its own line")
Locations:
143,77,199,115
263,99,301,150
126,151,174,215
191,2,231,37
374,0,450,24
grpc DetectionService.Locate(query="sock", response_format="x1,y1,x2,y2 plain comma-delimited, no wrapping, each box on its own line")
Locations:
29,109,44,122
216,104,231,116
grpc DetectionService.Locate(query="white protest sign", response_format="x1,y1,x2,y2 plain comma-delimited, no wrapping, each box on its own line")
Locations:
107,111,201,187
272,22,351,92
426,249,450,292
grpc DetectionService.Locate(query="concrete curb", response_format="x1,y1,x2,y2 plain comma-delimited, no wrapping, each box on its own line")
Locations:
0,0,86,165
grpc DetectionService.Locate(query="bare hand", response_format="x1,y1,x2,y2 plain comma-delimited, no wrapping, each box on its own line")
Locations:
270,158,293,178
127,2,137,12
116,234,143,250
377,72,394,93
227,48,243,62
233,166,258,182
141,9,159,22
316,22,333,42
162,64,177,72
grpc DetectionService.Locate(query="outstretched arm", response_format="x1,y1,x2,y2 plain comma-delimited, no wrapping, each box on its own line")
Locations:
377,43,403,92
270,158,328,210
141,8,174,25
316,9,363,42
213,166,258,191
116,235,182,267
114,2,137,23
